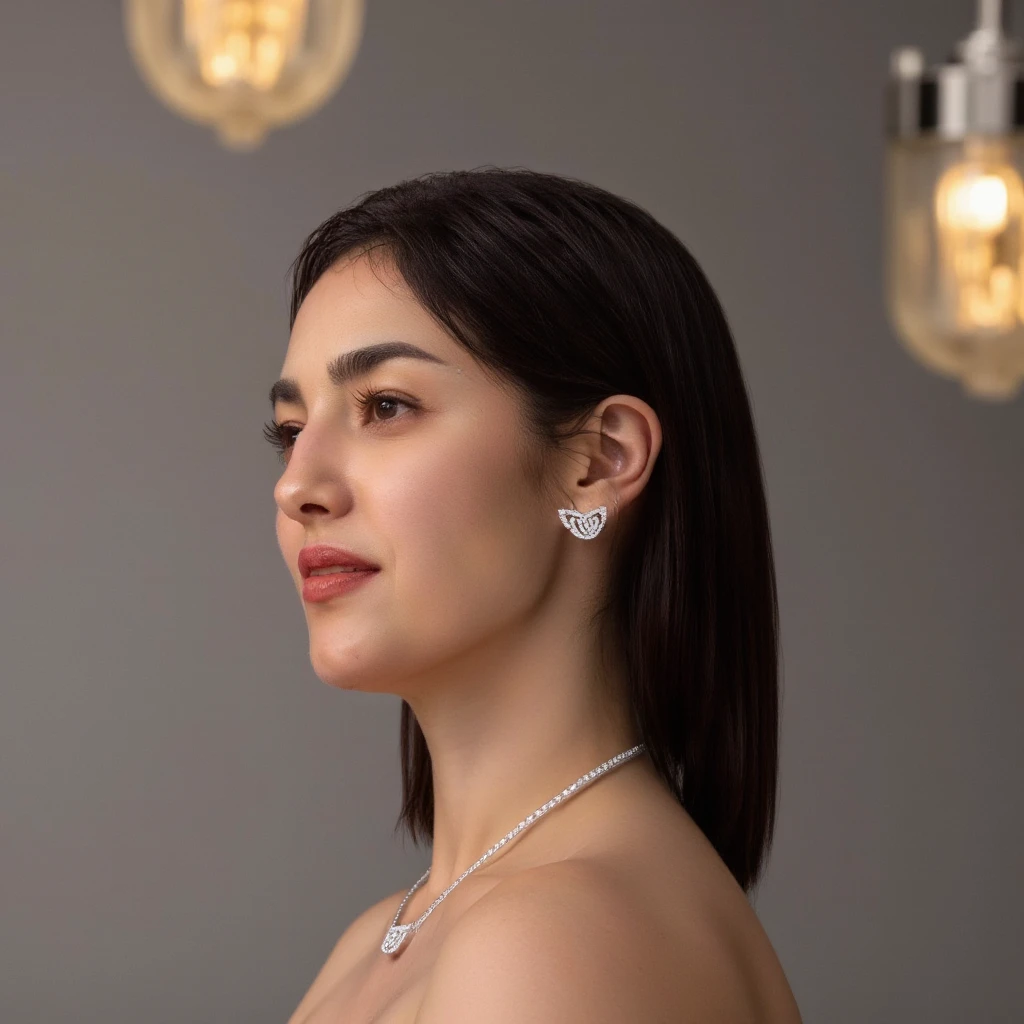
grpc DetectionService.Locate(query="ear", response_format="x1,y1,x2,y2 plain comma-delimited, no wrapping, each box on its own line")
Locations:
559,394,662,519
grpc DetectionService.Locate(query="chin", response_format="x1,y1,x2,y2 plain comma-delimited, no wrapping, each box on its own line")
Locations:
307,642,392,695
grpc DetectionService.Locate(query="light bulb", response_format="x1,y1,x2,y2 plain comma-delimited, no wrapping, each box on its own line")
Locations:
124,0,365,150
884,4,1024,400
932,146,1024,332
184,0,307,91
939,170,1010,233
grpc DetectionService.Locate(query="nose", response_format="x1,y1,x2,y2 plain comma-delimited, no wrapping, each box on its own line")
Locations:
273,421,352,524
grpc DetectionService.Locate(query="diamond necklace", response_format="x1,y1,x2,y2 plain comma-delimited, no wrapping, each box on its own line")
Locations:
380,742,646,955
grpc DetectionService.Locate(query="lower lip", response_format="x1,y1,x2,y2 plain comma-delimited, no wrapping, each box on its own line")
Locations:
302,569,380,602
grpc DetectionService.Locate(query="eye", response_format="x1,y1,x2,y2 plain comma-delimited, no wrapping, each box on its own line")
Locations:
351,386,416,426
262,389,417,462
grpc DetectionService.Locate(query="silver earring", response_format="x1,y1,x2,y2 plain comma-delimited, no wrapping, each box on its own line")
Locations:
557,504,608,540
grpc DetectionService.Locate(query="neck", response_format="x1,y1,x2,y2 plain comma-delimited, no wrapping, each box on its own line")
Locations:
400,614,642,896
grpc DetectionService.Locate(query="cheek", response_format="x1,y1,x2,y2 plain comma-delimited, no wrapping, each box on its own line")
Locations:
381,424,548,636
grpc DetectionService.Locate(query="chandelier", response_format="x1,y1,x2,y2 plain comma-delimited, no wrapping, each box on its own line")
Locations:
123,0,365,150
886,0,1024,400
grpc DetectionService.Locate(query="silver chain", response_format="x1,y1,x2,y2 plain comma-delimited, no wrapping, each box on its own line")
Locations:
380,742,646,955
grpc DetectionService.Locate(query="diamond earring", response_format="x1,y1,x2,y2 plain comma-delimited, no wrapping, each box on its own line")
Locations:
557,504,608,540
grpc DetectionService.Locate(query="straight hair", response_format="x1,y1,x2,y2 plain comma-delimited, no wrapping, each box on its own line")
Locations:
287,166,781,893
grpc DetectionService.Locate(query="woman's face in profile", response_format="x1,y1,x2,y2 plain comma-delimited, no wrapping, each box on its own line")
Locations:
271,254,559,696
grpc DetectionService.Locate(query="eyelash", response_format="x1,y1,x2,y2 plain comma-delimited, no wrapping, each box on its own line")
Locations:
262,387,416,461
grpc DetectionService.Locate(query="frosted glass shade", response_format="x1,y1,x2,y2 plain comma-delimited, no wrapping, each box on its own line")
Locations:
123,0,365,150
885,134,1024,399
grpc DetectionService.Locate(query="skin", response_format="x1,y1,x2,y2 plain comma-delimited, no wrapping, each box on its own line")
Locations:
272,252,802,1023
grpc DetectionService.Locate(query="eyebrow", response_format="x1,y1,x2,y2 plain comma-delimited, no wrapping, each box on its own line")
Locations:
268,341,449,408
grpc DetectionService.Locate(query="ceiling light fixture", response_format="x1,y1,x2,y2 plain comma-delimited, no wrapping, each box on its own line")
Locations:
886,0,1024,399
123,0,365,151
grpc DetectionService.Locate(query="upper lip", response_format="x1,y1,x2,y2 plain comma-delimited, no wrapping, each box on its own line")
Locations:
298,545,380,578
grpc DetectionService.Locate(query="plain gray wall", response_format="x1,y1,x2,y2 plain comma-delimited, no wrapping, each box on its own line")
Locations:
2,1,1022,1021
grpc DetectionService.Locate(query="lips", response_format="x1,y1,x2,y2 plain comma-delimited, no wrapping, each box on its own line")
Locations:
302,566,378,603
298,544,380,579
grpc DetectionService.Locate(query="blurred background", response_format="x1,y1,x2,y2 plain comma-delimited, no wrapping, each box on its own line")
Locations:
1,1,1022,1021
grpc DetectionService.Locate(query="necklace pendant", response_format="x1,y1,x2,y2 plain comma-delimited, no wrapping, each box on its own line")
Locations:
381,923,414,955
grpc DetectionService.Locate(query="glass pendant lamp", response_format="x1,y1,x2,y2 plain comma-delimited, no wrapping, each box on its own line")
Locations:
886,0,1024,400
123,0,365,151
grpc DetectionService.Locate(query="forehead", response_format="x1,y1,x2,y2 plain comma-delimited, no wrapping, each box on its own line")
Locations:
284,254,459,369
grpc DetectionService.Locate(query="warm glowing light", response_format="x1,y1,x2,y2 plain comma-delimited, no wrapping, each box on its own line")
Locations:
184,0,307,91
124,0,365,149
933,157,1024,332
884,10,1024,399
886,138,1024,399
938,171,1010,233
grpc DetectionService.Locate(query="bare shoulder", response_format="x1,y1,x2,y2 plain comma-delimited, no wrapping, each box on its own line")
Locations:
286,888,406,1024
414,859,800,1023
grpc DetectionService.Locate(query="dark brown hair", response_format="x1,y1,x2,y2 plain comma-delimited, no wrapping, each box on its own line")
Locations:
287,167,781,893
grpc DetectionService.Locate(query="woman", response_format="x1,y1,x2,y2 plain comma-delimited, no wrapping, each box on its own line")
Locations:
268,167,802,1022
